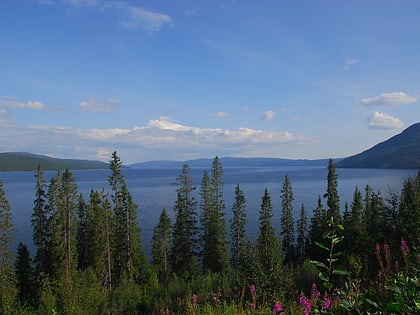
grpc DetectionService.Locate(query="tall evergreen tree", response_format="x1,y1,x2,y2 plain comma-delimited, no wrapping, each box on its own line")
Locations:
15,242,34,306
171,164,198,278
229,184,247,270
309,196,327,261
48,169,79,281
0,178,17,313
201,157,229,274
108,152,147,284
76,193,88,270
32,164,50,276
280,174,295,264
256,188,283,300
324,159,340,224
397,173,420,248
151,208,172,285
296,203,308,265
199,170,212,269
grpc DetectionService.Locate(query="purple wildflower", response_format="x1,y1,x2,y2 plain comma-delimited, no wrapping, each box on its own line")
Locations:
321,296,331,309
249,284,256,293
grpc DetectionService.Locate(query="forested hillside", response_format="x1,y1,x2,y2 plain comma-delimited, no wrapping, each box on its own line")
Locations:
0,153,418,314
0,152,108,171
336,122,420,169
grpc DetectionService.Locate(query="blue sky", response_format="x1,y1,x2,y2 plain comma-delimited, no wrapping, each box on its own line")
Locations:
1,0,419,163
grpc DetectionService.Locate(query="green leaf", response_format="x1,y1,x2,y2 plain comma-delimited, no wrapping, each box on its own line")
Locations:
319,272,329,282
332,269,350,276
315,241,329,251
310,260,329,270
332,236,344,245
322,281,333,289
327,258,338,264
365,298,379,308
336,224,345,231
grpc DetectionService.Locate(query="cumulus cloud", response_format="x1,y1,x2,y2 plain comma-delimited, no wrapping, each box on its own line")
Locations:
1,117,317,162
360,92,417,106
0,99,47,110
78,98,117,112
368,111,404,129
260,110,275,121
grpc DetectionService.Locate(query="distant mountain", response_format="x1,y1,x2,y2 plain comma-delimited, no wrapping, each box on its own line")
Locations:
336,123,420,169
130,157,332,169
0,152,108,171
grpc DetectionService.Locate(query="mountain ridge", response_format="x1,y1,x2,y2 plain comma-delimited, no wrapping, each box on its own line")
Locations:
0,152,108,171
336,122,420,169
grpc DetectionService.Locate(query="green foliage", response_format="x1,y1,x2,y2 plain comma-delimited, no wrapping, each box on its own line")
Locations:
280,174,295,264
171,163,199,278
151,208,172,285
229,184,247,270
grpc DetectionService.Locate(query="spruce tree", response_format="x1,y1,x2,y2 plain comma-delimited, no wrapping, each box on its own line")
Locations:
397,174,420,248
15,242,34,306
0,178,17,313
309,196,327,261
280,174,295,264
76,193,88,270
171,164,198,278
324,159,340,224
256,188,283,300
32,164,50,276
151,208,172,285
48,169,78,281
229,184,247,270
202,157,229,274
108,152,147,284
296,203,308,265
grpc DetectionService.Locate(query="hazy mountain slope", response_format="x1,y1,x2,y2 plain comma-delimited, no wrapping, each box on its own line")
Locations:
336,123,420,169
0,152,108,171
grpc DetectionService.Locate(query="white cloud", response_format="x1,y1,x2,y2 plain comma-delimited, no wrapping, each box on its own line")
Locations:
78,98,116,112
360,92,417,106
368,111,404,129
345,59,358,70
216,111,229,117
43,0,172,33
0,99,47,110
112,2,172,32
0,117,317,162
260,110,275,121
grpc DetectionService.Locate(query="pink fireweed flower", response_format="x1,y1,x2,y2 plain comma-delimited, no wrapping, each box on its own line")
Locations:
321,296,331,309
299,294,312,312
249,303,256,310
272,303,283,314
401,239,410,254
249,284,256,294
384,243,389,252
375,242,381,254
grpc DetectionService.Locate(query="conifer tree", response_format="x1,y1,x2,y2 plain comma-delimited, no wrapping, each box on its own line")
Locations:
280,174,295,264
0,178,17,313
48,169,78,281
201,157,229,274
199,170,211,268
256,188,283,299
32,164,50,276
309,196,327,261
108,152,147,284
171,164,198,278
76,193,88,270
15,242,34,306
324,159,340,224
151,208,172,285
397,173,420,248
229,184,247,270
296,203,308,265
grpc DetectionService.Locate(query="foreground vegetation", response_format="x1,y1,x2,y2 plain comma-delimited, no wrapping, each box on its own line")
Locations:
0,152,419,314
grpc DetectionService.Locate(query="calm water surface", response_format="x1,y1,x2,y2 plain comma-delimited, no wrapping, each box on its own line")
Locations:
1,166,417,255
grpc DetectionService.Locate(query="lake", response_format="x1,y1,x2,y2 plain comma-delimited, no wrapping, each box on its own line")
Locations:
1,165,417,256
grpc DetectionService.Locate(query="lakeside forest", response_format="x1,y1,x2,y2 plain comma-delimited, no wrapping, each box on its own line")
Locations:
0,152,419,314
